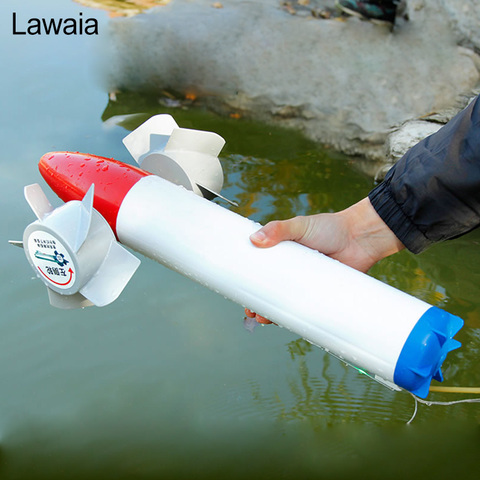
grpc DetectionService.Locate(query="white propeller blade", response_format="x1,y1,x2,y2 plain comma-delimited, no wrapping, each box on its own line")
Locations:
123,114,178,164
47,289,94,309
80,240,140,307
166,127,225,157
24,183,54,220
41,184,94,253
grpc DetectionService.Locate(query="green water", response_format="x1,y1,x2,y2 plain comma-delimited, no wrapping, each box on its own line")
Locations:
1,1,479,478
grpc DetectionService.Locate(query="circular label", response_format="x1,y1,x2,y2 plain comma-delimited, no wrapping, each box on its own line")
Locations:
27,230,76,290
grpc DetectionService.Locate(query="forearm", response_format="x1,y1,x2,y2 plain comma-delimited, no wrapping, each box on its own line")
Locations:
339,197,405,269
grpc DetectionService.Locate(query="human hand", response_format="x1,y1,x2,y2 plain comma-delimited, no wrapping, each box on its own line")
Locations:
244,197,404,324
244,308,273,324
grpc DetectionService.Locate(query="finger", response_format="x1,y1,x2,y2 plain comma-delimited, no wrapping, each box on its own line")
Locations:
244,308,274,324
249,217,308,248
255,314,274,324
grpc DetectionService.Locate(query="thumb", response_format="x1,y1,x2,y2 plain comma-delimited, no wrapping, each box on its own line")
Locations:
249,217,308,248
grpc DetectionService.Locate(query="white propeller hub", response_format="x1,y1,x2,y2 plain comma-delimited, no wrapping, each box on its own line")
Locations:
22,183,140,309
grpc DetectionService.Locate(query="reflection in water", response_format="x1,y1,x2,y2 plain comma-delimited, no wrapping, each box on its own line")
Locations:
249,339,411,427
247,335,480,430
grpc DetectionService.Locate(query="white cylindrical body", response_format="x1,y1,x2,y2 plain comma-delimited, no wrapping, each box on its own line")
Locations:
116,175,431,384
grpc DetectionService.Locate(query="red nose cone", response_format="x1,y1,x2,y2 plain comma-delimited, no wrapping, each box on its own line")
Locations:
39,152,151,235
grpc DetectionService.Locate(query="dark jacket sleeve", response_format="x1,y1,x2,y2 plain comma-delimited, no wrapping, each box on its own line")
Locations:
368,94,480,254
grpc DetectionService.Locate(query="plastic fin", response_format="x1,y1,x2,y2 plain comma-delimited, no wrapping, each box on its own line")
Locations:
76,184,95,250
24,183,54,220
446,316,464,338
8,240,24,248
196,183,238,206
123,114,179,164
411,365,432,378
432,338,462,381
47,288,93,309
43,184,94,252
166,128,225,157
411,382,430,399
446,338,462,352
80,241,140,307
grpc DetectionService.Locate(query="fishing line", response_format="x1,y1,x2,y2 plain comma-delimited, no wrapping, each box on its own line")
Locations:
406,389,480,424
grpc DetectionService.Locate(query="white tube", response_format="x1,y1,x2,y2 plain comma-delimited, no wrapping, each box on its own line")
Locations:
116,175,431,384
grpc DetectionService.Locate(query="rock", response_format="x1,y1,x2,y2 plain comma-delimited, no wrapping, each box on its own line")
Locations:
371,120,442,181
442,0,480,52
387,120,442,162
100,0,480,165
